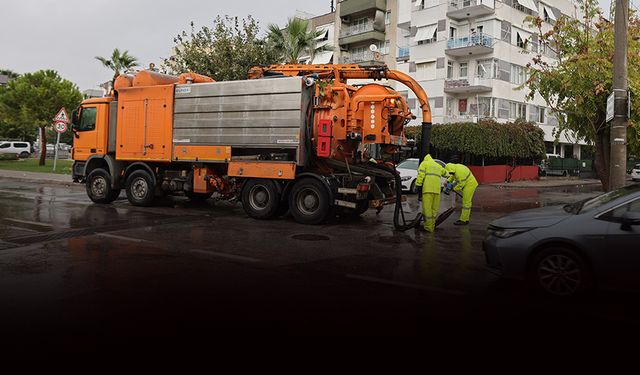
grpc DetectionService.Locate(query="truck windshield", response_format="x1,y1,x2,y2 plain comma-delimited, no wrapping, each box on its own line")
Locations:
75,107,97,131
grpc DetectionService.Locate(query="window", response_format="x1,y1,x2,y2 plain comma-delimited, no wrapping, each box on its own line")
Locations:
449,27,457,39
605,199,640,221
0,143,10,149
75,107,97,132
385,11,391,25
447,61,454,79
538,107,545,123
516,32,526,49
582,185,640,214
416,61,436,81
459,62,468,78
477,59,493,78
510,64,527,85
398,159,419,170
14,143,28,148
509,101,526,119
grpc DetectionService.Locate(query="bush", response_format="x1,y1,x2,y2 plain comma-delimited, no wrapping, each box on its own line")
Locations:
0,153,18,160
405,119,546,162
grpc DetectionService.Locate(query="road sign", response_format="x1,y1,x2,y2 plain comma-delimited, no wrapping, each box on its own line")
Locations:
606,92,615,123
54,121,67,133
53,107,70,124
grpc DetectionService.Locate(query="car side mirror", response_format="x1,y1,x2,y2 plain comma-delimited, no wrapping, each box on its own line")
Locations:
620,212,640,231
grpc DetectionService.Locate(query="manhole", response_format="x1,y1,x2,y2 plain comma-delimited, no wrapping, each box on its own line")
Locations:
291,234,331,241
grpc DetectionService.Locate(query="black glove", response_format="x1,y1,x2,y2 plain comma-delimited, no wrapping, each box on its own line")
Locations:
417,186,423,201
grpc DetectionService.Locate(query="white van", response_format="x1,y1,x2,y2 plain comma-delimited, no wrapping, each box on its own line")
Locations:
0,141,31,158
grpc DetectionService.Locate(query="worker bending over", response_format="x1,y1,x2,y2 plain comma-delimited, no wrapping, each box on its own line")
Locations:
445,161,478,226
415,154,448,232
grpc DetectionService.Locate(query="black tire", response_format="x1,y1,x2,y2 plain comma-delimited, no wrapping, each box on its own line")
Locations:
529,247,591,297
289,178,332,225
86,168,120,204
185,191,214,202
241,179,281,220
125,170,156,207
410,180,417,194
19,151,29,159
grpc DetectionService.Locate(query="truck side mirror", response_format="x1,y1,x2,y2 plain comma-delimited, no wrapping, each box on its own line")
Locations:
71,109,80,128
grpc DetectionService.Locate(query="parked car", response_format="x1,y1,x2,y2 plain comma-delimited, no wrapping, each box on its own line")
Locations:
0,141,31,158
632,164,640,182
484,183,640,297
396,157,447,193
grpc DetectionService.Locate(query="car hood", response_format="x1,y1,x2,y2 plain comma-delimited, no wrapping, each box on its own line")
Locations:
490,205,572,229
396,168,417,176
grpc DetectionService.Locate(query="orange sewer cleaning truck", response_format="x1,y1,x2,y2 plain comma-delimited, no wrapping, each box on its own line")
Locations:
71,64,433,228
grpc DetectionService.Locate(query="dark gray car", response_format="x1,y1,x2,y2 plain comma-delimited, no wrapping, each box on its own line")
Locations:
483,184,640,296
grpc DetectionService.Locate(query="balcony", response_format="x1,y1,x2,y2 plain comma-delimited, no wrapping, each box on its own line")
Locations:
340,51,384,65
339,21,386,47
340,0,387,18
444,77,493,94
445,34,494,57
446,0,495,20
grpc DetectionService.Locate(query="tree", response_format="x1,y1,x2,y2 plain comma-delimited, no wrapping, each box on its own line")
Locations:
164,16,278,81
266,17,333,64
95,48,139,87
0,70,82,165
523,0,640,190
0,69,20,80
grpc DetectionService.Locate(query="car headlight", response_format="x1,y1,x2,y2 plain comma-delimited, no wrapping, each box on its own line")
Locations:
492,228,531,239
401,176,412,181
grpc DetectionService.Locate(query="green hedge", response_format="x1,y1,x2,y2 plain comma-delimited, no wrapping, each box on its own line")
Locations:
404,119,546,160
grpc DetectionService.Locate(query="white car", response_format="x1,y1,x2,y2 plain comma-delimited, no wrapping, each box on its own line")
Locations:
632,164,640,182
396,157,447,193
0,141,31,158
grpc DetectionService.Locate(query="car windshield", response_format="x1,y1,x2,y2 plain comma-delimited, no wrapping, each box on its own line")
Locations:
570,184,640,214
397,159,418,170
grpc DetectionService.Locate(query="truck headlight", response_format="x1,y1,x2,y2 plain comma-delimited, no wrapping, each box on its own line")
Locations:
492,228,531,239
401,176,412,181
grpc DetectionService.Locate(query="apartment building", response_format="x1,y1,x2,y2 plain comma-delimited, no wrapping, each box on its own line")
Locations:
326,0,589,158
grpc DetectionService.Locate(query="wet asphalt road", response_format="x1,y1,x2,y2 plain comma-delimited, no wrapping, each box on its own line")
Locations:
0,177,638,353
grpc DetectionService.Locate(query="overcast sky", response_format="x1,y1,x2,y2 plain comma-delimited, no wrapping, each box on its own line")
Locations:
0,0,332,90
0,0,613,91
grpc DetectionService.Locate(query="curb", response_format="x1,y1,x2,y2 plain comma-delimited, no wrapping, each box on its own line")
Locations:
0,173,75,187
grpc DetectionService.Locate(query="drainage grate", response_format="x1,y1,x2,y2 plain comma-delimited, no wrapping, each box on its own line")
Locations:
291,234,331,241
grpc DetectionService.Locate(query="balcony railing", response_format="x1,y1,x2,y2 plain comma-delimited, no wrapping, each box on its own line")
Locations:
340,21,375,38
448,0,492,10
341,51,383,64
446,34,493,49
447,0,495,19
398,47,410,59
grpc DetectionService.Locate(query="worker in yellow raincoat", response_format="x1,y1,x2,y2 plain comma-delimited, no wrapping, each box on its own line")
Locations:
415,154,448,232
444,162,478,225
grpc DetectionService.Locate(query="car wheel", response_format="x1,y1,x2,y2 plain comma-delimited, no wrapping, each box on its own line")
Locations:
529,247,591,297
241,179,281,220
19,151,30,159
289,178,332,225
86,168,120,204
410,180,418,194
125,170,156,207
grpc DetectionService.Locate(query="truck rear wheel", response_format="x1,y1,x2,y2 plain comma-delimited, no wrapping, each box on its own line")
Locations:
86,168,120,204
241,179,281,220
125,170,156,207
289,178,332,225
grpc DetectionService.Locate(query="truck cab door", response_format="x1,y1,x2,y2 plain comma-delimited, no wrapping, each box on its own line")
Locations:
72,105,106,161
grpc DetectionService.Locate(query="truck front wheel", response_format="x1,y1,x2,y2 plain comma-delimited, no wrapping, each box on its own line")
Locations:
289,178,332,225
241,179,281,219
125,170,156,207
86,168,121,204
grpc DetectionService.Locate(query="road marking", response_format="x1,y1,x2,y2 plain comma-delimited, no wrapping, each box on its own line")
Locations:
189,249,262,263
96,233,150,243
345,274,467,296
3,218,54,228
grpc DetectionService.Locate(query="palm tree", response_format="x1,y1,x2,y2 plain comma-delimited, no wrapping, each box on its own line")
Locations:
95,48,139,86
267,18,333,64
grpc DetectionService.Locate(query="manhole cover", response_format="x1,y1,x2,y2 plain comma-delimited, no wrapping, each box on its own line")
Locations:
291,234,331,241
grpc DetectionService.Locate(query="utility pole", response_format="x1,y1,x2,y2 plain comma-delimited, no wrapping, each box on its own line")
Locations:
610,0,629,190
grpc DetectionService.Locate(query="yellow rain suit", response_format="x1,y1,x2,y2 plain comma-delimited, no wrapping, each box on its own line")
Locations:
416,154,448,232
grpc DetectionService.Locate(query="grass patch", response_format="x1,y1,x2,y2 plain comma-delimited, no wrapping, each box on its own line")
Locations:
0,158,73,175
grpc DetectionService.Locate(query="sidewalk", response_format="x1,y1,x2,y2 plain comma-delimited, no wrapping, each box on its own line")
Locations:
0,169,73,185
490,177,602,189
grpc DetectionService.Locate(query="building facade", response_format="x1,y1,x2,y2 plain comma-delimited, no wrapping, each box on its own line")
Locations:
322,0,588,158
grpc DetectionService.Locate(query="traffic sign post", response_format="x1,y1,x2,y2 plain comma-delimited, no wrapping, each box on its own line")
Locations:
52,107,70,172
